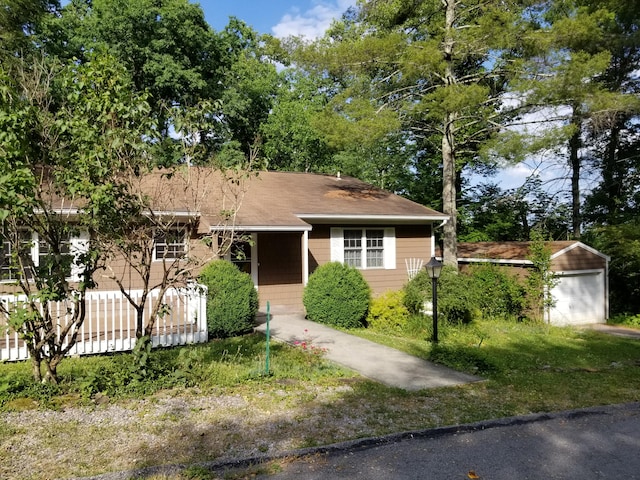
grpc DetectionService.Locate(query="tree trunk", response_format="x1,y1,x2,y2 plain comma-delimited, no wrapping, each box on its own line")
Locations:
569,114,582,239
44,359,59,385
135,304,146,339
602,122,623,221
442,117,458,267
31,357,43,383
441,0,458,268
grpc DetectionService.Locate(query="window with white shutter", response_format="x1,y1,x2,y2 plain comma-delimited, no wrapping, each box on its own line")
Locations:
330,227,396,270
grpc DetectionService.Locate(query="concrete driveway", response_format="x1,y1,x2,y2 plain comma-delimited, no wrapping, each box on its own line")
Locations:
583,323,640,339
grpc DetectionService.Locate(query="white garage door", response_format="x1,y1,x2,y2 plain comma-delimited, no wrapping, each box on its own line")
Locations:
549,270,606,326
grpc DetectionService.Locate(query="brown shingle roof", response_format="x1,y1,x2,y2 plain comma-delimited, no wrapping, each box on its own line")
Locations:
135,168,446,230
457,241,579,261
235,171,446,228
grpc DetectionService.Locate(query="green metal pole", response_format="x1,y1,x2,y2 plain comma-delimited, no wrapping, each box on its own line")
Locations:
265,301,271,375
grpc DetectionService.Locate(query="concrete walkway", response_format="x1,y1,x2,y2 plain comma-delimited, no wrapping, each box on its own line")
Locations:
255,312,482,391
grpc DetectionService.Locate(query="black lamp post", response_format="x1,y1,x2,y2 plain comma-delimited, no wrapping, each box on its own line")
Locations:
425,256,443,343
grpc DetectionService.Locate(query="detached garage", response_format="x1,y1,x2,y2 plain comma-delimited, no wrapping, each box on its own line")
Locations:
457,242,610,326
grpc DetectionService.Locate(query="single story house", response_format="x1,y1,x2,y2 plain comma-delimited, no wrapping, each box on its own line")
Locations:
0,168,447,360
209,170,448,311
1,168,448,308
457,241,611,326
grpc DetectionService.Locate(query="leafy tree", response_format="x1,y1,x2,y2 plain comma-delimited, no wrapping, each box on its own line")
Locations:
524,230,558,322
292,0,537,268
216,19,280,156
460,178,572,242
0,51,253,380
45,0,219,118
584,222,640,315
261,69,335,172
508,2,640,238
579,0,640,226
0,0,58,60
0,53,152,383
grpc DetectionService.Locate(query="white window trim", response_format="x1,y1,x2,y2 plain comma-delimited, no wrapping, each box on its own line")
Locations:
153,228,188,262
330,227,396,270
1,230,89,283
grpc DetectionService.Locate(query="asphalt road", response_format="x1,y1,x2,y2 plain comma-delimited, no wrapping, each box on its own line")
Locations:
252,403,640,480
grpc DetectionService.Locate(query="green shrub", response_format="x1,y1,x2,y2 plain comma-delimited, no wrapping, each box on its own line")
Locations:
467,264,525,320
404,269,431,315
609,313,640,327
199,260,259,338
437,266,476,324
303,262,371,329
367,290,410,334
404,264,526,324
405,267,475,324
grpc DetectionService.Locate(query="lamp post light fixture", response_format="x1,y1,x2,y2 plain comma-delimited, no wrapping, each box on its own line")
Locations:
425,256,443,343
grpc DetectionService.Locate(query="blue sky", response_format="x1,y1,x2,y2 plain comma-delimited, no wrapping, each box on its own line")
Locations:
197,0,356,38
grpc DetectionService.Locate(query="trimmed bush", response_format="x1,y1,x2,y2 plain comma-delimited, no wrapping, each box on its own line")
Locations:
367,290,410,335
199,260,259,338
303,262,371,329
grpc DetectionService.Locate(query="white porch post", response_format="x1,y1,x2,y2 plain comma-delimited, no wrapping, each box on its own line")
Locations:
302,230,309,285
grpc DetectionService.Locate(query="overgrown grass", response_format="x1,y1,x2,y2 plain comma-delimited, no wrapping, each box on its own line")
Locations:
0,334,352,410
349,317,640,413
610,313,640,328
1,320,639,480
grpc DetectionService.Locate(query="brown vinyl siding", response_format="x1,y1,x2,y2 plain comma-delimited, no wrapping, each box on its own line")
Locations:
94,235,216,291
258,283,304,311
308,226,331,269
367,225,431,295
551,247,606,271
257,232,304,310
308,224,432,297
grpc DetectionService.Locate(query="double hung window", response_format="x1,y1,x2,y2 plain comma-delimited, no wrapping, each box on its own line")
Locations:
154,228,186,261
331,228,395,270
1,230,85,281
0,231,32,281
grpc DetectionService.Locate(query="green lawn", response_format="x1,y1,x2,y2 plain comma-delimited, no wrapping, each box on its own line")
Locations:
349,320,640,417
0,319,639,480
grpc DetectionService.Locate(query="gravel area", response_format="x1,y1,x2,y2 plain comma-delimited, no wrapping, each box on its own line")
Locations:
0,382,399,480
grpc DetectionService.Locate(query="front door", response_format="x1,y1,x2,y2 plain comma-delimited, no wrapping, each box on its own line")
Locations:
227,233,258,287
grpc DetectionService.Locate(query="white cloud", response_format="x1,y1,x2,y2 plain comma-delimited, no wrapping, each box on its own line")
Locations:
272,0,356,39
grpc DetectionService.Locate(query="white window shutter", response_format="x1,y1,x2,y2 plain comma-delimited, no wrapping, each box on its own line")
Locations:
330,228,343,263
384,227,396,270
70,231,90,281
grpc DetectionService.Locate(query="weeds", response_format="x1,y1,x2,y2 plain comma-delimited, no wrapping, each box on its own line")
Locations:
293,329,328,356
0,333,349,409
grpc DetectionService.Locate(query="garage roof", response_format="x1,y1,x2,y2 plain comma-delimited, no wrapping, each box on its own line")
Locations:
457,241,610,263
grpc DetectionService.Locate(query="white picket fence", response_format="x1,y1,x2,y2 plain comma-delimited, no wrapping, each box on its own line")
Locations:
0,285,208,362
